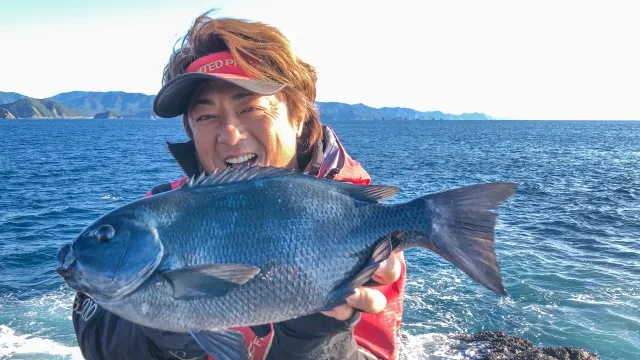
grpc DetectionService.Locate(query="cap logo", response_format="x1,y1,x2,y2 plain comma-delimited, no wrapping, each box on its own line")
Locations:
196,59,239,74
186,51,252,78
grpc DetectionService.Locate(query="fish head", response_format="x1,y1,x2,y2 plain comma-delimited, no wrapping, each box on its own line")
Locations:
56,207,164,301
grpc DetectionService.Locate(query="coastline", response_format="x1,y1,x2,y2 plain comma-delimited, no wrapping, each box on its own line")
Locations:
452,331,600,359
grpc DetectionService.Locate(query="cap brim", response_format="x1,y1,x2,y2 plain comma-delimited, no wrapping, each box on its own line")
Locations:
153,73,285,118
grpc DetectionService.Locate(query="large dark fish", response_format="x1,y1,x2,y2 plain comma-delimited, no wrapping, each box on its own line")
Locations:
56,166,517,360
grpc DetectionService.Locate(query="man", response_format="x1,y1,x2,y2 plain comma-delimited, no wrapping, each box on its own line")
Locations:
72,11,406,360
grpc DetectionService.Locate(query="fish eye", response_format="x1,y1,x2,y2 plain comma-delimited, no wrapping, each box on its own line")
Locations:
94,224,115,243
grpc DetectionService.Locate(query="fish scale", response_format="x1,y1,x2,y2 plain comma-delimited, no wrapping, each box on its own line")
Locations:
57,165,517,360
112,185,443,329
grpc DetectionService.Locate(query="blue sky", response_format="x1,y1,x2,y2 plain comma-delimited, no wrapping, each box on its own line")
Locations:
1,0,639,120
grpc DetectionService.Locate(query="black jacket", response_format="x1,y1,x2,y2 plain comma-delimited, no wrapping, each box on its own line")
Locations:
72,291,363,360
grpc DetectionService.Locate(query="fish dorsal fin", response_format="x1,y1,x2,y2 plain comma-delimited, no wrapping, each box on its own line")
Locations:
334,182,400,203
184,166,297,188
181,165,400,202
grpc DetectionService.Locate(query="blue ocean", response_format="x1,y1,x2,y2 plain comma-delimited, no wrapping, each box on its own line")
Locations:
0,119,638,360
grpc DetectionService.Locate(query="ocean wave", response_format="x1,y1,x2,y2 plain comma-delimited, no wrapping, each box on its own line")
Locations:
0,325,82,360
100,193,121,201
398,331,491,359
1,287,74,315
0,289,82,359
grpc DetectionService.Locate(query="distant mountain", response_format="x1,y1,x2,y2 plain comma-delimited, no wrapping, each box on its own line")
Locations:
0,98,83,119
47,91,156,117
317,102,493,120
0,92,26,105
1,90,494,120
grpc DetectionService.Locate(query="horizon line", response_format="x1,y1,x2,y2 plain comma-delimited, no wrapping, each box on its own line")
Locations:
2,89,639,121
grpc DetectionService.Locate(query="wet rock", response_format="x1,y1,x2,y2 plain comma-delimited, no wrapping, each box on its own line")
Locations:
453,331,599,359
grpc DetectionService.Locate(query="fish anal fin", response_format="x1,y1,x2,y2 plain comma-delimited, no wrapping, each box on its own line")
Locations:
189,329,248,360
323,233,394,310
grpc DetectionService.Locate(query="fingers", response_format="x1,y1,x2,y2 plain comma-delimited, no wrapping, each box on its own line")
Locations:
321,252,404,321
321,287,388,320
346,287,387,314
372,253,402,285
321,303,354,321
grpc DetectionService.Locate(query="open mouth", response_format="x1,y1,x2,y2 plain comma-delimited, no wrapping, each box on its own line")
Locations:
225,153,259,169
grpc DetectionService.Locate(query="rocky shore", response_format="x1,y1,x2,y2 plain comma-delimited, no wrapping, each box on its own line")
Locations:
452,331,599,359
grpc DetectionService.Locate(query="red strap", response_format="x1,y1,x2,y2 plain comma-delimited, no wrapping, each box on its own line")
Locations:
207,325,275,360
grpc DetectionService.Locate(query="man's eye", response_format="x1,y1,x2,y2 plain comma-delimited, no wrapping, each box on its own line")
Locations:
196,114,217,121
242,106,261,114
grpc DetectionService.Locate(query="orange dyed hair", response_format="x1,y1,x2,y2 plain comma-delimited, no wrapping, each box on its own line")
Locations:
162,9,322,159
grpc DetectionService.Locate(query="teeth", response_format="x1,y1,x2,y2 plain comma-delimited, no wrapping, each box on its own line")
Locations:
225,153,256,164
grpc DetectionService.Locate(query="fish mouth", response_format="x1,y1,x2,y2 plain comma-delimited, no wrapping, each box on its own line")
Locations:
56,243,76,278
56,243,85,290
56,258,91,294
56,269,89,293
224,153,259,169
57,243,72,265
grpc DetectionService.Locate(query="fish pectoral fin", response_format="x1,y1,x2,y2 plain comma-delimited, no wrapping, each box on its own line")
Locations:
162,264,260,300
323,233,393,310
334,182,400,203
190,329,248,360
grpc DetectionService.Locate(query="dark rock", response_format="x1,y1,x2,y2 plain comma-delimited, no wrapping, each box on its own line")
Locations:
452,331,599,360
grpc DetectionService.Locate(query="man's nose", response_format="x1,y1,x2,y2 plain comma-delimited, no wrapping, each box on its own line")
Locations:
218,118,246,145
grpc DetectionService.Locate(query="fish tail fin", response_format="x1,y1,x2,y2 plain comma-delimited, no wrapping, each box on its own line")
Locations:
396,182,518,296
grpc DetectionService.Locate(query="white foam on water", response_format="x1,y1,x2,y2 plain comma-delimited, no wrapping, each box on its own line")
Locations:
0,325,83,359
100,193,121,201
567,294,613,306
1,287,84,359
3,288,77,323
398,330,492,359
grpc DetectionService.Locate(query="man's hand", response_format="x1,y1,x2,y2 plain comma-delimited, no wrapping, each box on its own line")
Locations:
322,252,403,321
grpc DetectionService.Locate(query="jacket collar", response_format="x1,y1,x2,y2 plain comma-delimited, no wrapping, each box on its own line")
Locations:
165,140,202,178
166,125,371,185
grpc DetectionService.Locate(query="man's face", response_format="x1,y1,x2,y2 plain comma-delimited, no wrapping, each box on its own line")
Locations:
187,80,303,174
